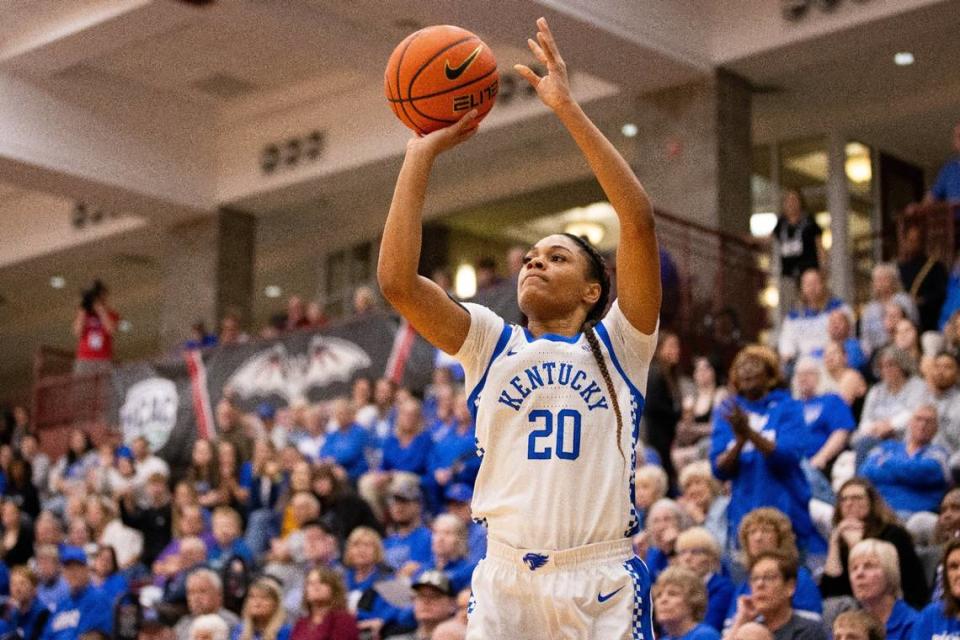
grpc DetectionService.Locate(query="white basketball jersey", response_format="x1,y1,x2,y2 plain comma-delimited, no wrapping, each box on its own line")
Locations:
454,300,657,551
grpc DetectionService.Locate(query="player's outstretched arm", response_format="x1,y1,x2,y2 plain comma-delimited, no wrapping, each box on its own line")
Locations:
377,112,479,355
516,18,661,334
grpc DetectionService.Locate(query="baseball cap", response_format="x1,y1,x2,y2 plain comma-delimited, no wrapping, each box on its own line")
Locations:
60,546,88,566
389,475,422,502
115,445,134,461
444,483,473,504
412,570,453,597
257,403,276,420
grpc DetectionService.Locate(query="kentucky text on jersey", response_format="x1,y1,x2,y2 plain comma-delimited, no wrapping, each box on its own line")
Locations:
495,361,609,412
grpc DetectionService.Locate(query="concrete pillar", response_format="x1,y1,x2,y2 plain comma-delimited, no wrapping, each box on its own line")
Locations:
158,209,255,349
827,132,854,302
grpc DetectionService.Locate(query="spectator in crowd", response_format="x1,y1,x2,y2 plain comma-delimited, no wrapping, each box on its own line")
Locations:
319,400,369,484
291,567,358,640
5,456,40,519
211,440,252,516
185,321,218,351
923,120,960,204
820,478,929,611
254,405,286,453
926,352,960,460
848,539,917,640
342,526,392,598
47,429,97,506
727,552,828,640
898,222,949,333
853,347,927,463
675,527,734,632
352,287,377,316
231,576,291,640
772,189,826,316
653,566,720,640
419,514,475,594
442,483,486,566
215,401,254,463
644,331,684,487
305,300,328,329
792,357,856,501
913,537,960,637
861,264,919,359
189,615,230,640
245,441,285,557
276,518,343,616
821,341,868,417
359,398,432,523
394,571,457,640
423,393,478,515
825,310,867,371
45,546,112,640
0,566,51,640
36,544,68,609
674,357,728,471
726,509,823,627
892,319,922,367
119,472,173,567
311,463,382,541
209,507,255,573
832,610,885,640
944,310,960,358
90,544,128,604
154,504,213,584
174,569,241,640
778,269,852,370
20,434,50,499
728,622,774,640
85,496,142,569
382,476,432,575
161,536,209,611
186,439,220,500
72,279,119,375
677,462,730,554
1,500,34,567
860,404,950,521
219,312,250,346
130,436,170,497
286,296,310,332
644,498,690,582
710,346,825,557
635,464,669,532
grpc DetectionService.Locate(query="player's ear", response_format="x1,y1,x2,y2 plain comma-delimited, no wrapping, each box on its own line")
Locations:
582,281,601,307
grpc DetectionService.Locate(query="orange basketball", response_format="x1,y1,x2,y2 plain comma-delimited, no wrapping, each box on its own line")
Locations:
385,25,499,135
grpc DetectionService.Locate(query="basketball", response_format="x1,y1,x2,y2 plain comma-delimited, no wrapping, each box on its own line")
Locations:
385,25,499,134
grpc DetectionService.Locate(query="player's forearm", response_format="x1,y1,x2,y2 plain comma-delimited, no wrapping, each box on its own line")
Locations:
553,99,654,231
378,147,435,299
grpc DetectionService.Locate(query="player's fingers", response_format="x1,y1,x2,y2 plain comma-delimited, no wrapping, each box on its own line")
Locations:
513,64,540,87
526,38,548,65
536,18,560,57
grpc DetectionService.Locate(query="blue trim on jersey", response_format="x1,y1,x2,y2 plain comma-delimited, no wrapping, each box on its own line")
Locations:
466,322,514,421
624,557,655,640
594,322,646,537
522,327,582,343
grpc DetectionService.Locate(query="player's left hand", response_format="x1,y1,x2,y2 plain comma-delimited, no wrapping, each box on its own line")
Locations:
515,17,574,112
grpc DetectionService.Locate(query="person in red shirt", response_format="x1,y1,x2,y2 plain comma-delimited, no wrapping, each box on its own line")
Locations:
73,280,119,374
291,567,359,640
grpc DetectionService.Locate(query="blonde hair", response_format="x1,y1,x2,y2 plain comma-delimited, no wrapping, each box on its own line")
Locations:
652,567,708,622
240,578,285,640
345,526,385,568
636,465,669,501
432,513,468,559
678,461,720,497
675,527,721,569
189,615,229,640
849,538,902,598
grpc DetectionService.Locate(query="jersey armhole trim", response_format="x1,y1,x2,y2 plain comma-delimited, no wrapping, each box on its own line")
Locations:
466,322,513,420
594,322,642,398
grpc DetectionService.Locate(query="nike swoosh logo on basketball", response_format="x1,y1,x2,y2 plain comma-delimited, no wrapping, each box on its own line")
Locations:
597,587,624,603
444,45,483,80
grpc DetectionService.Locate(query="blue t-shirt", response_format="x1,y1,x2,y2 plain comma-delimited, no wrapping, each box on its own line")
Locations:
710,390,826,554
661,623,721,640
800,393,856,459
912,601,960,639
427,425,480,485
42,584,112,640
383,525,433,570
932,157,960,202
644,547,670,583
705,573,734,631
381,432,433,475
860,440,950,514
319,424,369,481
886,599,918,640
0,598,51,640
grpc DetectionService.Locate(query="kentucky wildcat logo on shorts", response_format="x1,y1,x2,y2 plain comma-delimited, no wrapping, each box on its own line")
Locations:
523,553,550,571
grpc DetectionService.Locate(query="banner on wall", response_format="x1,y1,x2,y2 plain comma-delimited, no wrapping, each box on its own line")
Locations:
113,312,437,468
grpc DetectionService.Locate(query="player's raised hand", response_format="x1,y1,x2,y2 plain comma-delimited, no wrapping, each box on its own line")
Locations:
514,17,573,112
407,109,479,157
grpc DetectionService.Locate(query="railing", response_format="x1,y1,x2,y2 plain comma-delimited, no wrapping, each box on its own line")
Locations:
32,346,111,434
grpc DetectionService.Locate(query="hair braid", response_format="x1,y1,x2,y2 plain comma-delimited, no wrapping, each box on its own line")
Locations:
584,323,625,460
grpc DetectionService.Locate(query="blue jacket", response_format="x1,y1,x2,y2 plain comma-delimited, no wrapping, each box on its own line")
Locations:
661,623,720,640
96,573,129,606
886,599,918,640
42,584,112,640
860,440,950,514
800,393,856,459
427,425,480,484
911,601,960,639
320,425,369,481
644,547,670,583
709,390,826,554
705,573,734,631
381,432,433,475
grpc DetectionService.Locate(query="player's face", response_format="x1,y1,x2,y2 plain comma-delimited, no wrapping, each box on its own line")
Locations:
653,583,690,626
517,235,599,324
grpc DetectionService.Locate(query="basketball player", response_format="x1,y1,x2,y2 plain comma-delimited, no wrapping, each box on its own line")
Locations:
377,17,661,639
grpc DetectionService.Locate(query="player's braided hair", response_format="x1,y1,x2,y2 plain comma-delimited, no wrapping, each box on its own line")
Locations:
562,233,625,459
